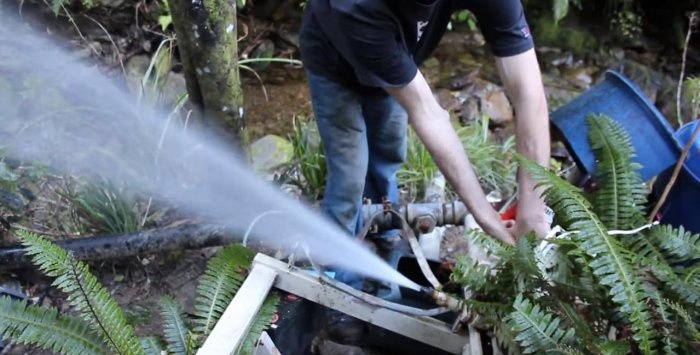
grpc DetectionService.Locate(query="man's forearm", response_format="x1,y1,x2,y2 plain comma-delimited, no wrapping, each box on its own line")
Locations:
496,49,551,235
386,71,515,244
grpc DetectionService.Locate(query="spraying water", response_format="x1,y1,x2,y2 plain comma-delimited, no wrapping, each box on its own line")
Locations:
0,14,420,290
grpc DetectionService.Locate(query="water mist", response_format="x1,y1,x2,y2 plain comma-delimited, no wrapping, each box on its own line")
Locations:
0,14,419,290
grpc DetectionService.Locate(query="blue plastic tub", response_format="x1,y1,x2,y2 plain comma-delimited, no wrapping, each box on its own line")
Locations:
656,120,700,233
551,70,682,181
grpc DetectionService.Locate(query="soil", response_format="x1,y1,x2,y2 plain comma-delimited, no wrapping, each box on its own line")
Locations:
244,80,313,141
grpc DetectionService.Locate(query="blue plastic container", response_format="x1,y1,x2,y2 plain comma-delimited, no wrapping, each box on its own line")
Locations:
656,120,700,234
551,70,682,181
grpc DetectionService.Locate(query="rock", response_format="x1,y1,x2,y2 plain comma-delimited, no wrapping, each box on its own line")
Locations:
475,83,513,125
250,135,294,172
561,67,596,90
456,96,480,124
440,69,479,91
541,73,583,111
160,72,187,106
248,39,276,71
125,54,150,93
434,88,460,112
450,77,513,124
124,54,186,106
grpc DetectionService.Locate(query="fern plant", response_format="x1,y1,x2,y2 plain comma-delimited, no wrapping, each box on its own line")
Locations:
0,230,278,355
450,114,700,354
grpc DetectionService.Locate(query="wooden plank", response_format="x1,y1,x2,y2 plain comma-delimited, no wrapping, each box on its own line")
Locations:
197,264,277,355
253,254,468,354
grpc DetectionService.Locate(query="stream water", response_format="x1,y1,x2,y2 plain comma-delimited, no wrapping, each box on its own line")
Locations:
0,14,420,290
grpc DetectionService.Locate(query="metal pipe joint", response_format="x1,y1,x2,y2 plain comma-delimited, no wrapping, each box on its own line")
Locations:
360,201,469,233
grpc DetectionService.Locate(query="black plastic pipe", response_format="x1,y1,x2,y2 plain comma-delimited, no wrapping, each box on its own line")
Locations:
0,224,234,270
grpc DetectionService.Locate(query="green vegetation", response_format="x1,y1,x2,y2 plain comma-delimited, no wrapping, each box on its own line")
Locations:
448,114,700,354
531,16,598,55
0,230,278,355
66,179,150,235
398,115,517,202
283,116,327,200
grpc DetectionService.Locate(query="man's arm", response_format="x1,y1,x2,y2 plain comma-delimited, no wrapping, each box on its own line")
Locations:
386,72,515,245
495,48,551,237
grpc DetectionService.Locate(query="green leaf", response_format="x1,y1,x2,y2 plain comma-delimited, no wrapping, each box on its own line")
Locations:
517,156,656,354
140,336,166,355
506,294,579,354
0,296,109,355
495,320,523,355
629,227,700,308
598,340,629,355
193,244,254,338
651,225,700,263
0,161,19,191
666,300,700,342
237,295,279,355
553,0,569,24
588,114,647,230
158,15,172,31
16,230,145,355
160,296,193,355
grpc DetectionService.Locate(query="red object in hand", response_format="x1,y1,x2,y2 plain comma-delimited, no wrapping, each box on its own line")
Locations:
500,204,518,221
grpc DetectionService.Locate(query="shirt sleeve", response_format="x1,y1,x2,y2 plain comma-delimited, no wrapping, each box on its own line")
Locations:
328,3,418,88
456,0,534,57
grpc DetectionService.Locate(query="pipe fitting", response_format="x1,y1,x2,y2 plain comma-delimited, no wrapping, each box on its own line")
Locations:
414,214,437,233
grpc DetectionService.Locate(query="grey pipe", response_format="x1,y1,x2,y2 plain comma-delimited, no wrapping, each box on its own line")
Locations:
360,201,468,232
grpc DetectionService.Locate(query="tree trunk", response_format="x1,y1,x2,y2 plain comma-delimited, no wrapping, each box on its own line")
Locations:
168,0,247,150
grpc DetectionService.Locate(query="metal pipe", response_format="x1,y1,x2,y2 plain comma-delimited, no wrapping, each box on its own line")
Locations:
319,273,451,317
360,201,469,232
420,287,466,314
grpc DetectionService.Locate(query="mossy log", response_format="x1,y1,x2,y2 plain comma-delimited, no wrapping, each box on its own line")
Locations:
168,0,247,149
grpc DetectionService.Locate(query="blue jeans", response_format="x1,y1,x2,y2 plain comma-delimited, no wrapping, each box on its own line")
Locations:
307,71,407,288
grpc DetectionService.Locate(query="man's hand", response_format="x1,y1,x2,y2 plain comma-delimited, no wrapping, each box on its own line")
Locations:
496,48,551,239
385,71,515,245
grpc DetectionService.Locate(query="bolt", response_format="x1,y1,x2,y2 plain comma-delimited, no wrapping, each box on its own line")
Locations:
415,215,436,233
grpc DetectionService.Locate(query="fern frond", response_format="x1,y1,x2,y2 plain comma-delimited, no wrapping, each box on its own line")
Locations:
466,226,508,257
517,156,656,354
0,296,108,355
550,245,601,304
587,114,647,230
511,234,542,281
160,296,193,355
237,295,279,355
597,340,630,355
450,255,495,292
628,226,700,308
494,320,523,355
649,291,679,355
665,300,700,342
140,337,166,355
506,294,579,354
16,230,144,355
555,301,598,348
193,244,254,338
649,225,700,264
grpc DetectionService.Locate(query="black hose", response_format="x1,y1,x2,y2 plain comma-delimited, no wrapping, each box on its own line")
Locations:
0,224,234,270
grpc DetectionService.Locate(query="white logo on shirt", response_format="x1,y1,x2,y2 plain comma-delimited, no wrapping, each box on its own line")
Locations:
417,21,429,41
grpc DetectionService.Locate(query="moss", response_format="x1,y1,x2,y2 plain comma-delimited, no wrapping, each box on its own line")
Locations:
532,16,598,55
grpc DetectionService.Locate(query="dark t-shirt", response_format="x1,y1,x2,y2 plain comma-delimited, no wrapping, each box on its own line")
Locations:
299,0,534,90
